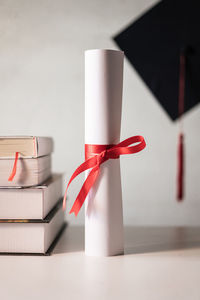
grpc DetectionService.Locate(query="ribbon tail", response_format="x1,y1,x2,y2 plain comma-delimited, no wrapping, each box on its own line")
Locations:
8,152,19,181
69,166,100,216
62,155,98,210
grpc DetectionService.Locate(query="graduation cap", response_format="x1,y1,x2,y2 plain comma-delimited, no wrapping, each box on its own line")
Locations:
114,0,200,201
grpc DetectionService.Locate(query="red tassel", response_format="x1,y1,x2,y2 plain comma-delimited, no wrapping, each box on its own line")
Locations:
177,50,185,202
177,133,184,200
8,152,19,181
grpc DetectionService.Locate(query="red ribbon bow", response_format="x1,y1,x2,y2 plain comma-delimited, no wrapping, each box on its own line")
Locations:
63,135,146,216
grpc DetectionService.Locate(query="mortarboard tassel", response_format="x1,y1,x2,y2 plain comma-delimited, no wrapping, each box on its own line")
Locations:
177,50,185,201
177,133,184,200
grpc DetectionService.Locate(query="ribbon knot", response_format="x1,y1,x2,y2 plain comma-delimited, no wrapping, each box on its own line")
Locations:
107,148,120,160
97,150,107,165
63,135,146,216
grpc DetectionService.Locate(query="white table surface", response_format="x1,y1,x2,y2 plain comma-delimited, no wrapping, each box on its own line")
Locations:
0,226,200,300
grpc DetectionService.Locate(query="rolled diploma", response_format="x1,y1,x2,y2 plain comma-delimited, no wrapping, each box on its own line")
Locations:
85,49,124,256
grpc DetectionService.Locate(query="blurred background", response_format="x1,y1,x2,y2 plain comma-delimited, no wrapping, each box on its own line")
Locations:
0,0,199,226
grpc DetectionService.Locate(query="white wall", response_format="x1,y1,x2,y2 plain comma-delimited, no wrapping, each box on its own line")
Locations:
0,0,200,226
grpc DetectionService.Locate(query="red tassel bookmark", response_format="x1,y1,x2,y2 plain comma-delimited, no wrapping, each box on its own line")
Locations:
8,152,19,181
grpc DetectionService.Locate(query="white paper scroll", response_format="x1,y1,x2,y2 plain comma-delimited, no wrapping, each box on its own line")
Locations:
85,49,124,256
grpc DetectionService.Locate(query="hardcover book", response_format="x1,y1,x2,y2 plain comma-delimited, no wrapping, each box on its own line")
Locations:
0,136,53,158
0,174,62,219
0,155,51,187
0,200,66,255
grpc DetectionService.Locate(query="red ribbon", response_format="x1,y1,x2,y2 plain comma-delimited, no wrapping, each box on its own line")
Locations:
63,135,146,216
8,152,19,181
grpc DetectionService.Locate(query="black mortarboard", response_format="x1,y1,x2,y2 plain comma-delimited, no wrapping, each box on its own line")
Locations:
114,0,200,121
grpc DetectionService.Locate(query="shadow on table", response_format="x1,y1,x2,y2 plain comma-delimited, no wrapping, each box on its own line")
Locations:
53,226,84,254
53,226,200,255
125,226,200,255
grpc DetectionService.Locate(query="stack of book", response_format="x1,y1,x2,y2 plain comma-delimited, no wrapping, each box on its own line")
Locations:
0,136,65,255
